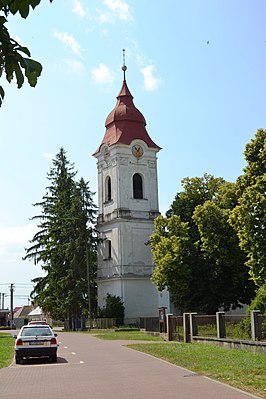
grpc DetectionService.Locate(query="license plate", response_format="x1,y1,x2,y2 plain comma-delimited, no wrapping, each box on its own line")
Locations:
29,341,44,345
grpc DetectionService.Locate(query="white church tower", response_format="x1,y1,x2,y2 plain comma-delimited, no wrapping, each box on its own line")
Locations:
93,61,169,320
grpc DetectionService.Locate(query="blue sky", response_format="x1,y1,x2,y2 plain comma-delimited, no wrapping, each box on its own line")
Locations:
1,0,266,307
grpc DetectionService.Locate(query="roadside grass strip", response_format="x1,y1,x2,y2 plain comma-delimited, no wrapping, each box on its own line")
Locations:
93,330,164,341
0,332,14,368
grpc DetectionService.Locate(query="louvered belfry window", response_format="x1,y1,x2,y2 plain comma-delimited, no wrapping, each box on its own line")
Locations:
133,173,143,199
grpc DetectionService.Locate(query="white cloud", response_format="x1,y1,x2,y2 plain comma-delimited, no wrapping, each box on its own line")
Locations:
97,0,133,23
54,31,82,57
141,64,161,91
72,0,86,18
91,63,115,85
97,9,114,24
42,152,54,160
104,0,133,21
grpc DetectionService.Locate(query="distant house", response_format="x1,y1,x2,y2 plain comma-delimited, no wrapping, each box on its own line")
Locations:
28,306,52,324
14,305,33,319
13,305,34,328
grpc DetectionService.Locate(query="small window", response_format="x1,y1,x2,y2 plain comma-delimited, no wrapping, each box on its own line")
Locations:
108,240,111,259
105,240,111,259
105,176,112,202
133,173,143,199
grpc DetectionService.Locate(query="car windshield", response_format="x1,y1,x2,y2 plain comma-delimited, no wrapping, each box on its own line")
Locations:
21,327,53,337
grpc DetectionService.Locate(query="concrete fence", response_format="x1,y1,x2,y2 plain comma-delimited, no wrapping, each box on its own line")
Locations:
163,310,266,353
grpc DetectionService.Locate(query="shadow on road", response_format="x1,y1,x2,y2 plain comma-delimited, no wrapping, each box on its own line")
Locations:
18,356,68,365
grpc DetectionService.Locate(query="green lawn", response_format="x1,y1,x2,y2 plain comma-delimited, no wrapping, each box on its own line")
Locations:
0,332,14,368
93,329,163,341
128,342,266,399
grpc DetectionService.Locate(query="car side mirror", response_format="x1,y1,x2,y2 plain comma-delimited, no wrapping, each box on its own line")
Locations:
13,335,17,339
54,333,58,337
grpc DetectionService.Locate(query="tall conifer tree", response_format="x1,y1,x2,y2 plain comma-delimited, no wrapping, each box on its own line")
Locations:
24,148,97,326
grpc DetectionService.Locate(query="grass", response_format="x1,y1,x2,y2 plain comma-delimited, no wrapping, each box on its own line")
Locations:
0,332,14,368
93,329,164,341
128,342,266,398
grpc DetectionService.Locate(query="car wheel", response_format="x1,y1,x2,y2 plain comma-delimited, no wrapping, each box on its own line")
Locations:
51,354,57,363
15,355,21,364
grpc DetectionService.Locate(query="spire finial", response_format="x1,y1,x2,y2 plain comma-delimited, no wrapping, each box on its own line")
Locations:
122,48,127,81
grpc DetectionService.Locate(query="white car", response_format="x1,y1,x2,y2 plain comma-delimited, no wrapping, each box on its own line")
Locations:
14,324,58,364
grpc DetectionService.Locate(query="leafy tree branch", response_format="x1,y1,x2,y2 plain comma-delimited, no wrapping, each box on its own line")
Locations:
0,0,52,106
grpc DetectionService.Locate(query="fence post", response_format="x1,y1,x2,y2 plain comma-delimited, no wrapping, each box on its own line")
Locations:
251,310,262,341
216,311,226,338
183,313,191,342
166,313,173,341
190,313,198,339
158,307,167,333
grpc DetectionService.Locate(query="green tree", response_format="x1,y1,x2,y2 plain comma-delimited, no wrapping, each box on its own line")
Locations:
193,200,254,310
248,285,266,314
150,215,193,312
0,0,52,106
230,129,266,288
24,148,97,328
150,175,255,313
98,294,125,325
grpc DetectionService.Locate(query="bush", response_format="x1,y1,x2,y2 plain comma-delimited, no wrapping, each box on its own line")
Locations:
98,294,125,326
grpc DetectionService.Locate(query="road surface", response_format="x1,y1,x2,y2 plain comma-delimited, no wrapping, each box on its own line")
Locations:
0,331,261,399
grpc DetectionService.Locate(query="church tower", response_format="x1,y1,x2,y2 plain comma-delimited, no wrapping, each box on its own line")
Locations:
93,61,169,320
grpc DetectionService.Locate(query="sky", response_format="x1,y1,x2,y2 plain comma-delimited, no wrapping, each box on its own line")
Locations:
1,0,266,308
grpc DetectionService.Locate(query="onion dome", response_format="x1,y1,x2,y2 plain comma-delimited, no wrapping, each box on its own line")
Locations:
94,66,160,154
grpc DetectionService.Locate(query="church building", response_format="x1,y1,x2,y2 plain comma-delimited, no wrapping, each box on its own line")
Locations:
93,63,169,320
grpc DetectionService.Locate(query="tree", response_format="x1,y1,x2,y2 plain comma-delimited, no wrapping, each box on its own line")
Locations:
150,174,255,314
0,0,52,106
193,200,254,310
150,215,193,312
230,129,266,288
24,148,98,328
247,284,266,314
98,294,125,326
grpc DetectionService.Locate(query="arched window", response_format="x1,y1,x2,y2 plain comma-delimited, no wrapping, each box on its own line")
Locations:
133,173,143,199
105,176,112,202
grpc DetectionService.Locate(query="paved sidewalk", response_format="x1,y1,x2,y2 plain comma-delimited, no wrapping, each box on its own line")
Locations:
0,332,261,399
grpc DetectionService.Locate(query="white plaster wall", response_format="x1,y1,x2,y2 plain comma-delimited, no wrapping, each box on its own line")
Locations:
95,141,159,216
122,279,163,318
97,279,122,309
94,139,170,319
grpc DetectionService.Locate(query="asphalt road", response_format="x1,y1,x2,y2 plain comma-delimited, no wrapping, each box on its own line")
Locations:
0,332,261,399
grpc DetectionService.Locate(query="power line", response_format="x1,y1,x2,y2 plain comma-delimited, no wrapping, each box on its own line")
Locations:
0,283,33,286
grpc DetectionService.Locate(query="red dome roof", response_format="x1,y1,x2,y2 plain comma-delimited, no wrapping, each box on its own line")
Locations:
94,79,160,154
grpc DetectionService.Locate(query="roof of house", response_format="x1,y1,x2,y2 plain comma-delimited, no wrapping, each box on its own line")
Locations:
14,305,33,318
28,306,43,316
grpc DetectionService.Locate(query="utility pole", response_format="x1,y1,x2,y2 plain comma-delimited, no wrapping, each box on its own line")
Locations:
10,284,14,327
85,238,92,331
82,185,92,331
